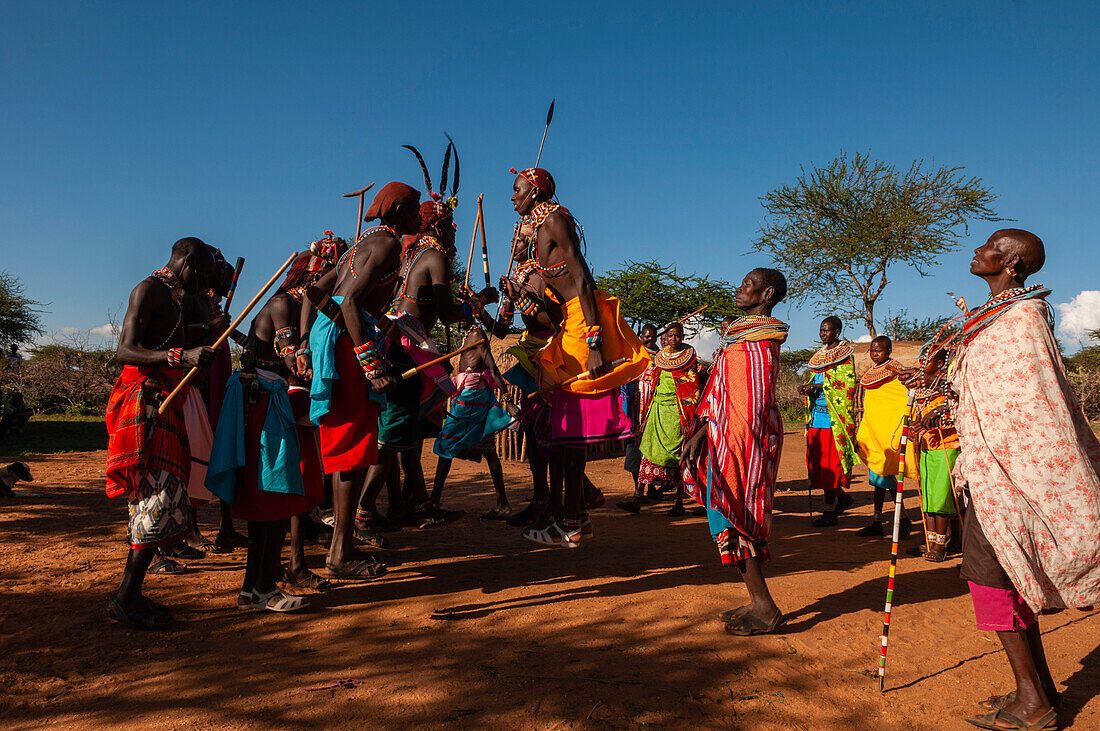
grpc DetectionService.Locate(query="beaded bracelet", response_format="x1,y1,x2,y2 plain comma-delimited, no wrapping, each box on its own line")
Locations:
275,342,298,358
585,325,602,350
517,292,540,316
353,342,384,379
167,347,183,367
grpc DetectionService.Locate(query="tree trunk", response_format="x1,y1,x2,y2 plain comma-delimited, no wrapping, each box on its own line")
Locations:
864,300,877,338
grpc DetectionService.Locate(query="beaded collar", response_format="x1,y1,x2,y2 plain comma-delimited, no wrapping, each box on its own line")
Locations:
961,284,1052,345
521,202,569,276
720,316,790,347
152,266,184,306
346,226,398,279
654,345,696,371
808,342,854,373
860,358,902,388
394,236,451,305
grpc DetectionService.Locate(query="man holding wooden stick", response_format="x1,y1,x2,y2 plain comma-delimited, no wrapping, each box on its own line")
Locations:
303,182,420,579
104,237,218,628
356,168,497,531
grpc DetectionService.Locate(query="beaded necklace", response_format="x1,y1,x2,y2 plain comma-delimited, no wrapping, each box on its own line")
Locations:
808,342,854,373
654,345,696,371
521,202,570,277
345,225,398,280
150,266,184,350
859,358,902,388
393,236,452,307
961,285,1052,345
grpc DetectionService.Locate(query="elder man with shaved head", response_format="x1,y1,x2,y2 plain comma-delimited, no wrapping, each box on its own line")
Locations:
911,229,1100,729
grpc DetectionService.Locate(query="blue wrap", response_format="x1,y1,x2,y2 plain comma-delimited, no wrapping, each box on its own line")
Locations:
206,371,303,503
502,363,538,394
308,295,384,425
432,387,515,460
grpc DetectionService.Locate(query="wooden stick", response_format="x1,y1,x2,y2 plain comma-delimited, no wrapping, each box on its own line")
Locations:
223,257,246,313
658,305,708,335
395,339,483,381
343,183,375,242
464,200,482,289
533,357,627,397
877,389,916,691
158,252,298,415
478,195,490,289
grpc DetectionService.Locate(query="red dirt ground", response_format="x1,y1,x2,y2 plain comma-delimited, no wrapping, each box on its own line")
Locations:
1,432,1097,729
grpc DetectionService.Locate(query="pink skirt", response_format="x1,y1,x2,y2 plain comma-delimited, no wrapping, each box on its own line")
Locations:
549,389,632,447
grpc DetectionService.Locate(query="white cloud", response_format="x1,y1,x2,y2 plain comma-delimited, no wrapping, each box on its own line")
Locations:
1055,291,1100,346
59,326,80,335
89,323,118,338
687,329,719,359
855,333,873,343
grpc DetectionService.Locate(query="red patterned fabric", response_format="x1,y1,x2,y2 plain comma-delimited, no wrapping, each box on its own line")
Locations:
682,339,784,559
105,365,191,499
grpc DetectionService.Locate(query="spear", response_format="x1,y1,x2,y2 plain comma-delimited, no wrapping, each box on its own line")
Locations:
223,257,246,313
532,357,627,397
877,389,917,691
342,182,376,242
534,99,555,169
158,252,297,416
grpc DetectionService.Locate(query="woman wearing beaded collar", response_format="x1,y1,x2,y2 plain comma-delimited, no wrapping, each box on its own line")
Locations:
932,229,1100,730
617,322,700,516
799,317,858,527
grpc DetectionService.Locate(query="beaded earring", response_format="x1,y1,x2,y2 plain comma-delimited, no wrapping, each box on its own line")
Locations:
1006,266,1018,278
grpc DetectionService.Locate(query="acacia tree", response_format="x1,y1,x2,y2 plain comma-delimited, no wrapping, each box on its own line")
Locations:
752,151,1001,337
595,259,739,338
0,271,45,347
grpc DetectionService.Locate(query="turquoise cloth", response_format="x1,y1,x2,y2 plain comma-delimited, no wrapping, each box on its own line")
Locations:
432,387,515,459
809,371,831,428
308,295,383,425
206,371,303,503
502,363,538,394
868,468,898,494
705,446,735,540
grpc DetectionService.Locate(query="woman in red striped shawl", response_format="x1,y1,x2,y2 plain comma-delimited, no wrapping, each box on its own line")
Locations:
683,268,789,636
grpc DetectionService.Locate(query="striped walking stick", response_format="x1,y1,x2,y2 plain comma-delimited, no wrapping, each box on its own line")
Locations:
877,389,917,691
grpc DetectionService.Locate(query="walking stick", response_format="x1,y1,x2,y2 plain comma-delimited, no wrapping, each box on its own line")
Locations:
532,357,627,397
394,339,484,381
158,252,297,415
877,389,917,691
658,305,709,336
478,194,490,290
343,183,375,242
223,257,246,313
464,201,482,289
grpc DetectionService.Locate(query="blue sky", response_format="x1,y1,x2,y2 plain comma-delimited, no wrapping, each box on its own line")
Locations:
3,1,1098,352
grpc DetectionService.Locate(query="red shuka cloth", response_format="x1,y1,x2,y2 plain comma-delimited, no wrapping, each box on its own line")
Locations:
230,387,324,522
105,365,191,499
317,334,380,473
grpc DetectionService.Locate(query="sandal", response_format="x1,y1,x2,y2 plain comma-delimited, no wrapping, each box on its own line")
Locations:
325,557,387,580
161,543,205,560
213,531,250,552
506,502,547,527
283,567,333,591
148,557,188,575
724,608,785,636
481,507,512,521
964,707,1057,730
108,595,174,629
237,590,256,611
616,498,642,514
187,535,218,553
718,605,753,623
523,521,581,549
353,527,390,549
978,692,1061,713
253,588,309,613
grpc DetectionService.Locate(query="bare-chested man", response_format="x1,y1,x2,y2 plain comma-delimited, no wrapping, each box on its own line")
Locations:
105,237,216,627
300,182,420,579
511,168,649,547
356,183,497,531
